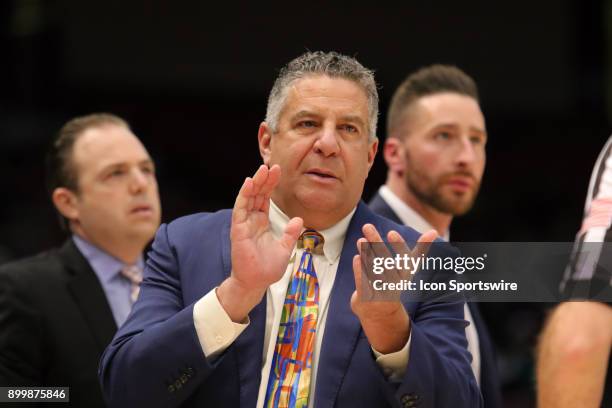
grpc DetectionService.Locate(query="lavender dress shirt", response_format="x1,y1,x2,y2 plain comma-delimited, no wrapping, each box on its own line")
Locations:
72,235,144,328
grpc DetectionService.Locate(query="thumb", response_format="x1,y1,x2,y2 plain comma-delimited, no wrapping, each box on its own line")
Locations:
280,217,303,251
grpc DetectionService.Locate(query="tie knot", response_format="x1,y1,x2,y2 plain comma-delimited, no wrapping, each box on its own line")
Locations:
120,265,143,285
298,229,324,255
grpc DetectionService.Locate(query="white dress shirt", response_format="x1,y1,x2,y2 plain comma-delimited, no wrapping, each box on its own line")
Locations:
192,200,410,407
378,185,481,385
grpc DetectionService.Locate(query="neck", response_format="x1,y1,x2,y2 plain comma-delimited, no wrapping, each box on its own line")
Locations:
271,196,352,231
72,226,142,264
386,173,452,237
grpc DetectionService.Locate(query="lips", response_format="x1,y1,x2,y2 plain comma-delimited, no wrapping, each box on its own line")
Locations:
445,175,474,193
130,204,153,214
305,168,338,179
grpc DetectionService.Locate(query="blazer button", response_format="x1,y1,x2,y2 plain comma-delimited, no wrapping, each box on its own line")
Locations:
401,393,419,405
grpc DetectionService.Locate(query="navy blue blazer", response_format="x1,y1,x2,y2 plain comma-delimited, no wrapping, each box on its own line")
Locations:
99,202,481,407
369,192,502,408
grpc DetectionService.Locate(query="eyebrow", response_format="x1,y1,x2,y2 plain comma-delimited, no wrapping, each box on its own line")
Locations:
290,110,367,128
100,159,155,173
290,110,320,121
341,115,367,129
434,123,487,136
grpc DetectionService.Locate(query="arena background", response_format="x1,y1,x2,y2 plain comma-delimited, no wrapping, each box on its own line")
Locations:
1,1,610,406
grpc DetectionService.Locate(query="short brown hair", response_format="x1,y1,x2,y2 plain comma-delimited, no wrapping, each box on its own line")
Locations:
386,65,479,137
45,113,129,195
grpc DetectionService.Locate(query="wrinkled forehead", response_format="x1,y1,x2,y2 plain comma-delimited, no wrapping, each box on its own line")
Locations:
281,75,370,120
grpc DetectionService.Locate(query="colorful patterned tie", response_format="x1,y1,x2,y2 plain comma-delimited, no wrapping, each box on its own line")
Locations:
120,265,143,303
264,229,324,408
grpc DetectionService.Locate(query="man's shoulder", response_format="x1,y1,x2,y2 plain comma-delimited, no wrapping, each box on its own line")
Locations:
161,209,232,246
166,209,231,231
362,199,455,254
368,207,421,241
0,245,66,287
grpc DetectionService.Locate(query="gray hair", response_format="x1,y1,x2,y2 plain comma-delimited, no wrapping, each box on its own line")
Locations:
265,51,379,141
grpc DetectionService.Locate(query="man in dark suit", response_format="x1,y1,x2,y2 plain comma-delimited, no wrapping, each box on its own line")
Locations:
368,65,502,407
100,51,481,408
0,113,161,407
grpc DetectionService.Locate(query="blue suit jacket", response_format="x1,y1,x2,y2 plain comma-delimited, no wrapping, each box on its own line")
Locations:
368,192,502,408
99,202,482,408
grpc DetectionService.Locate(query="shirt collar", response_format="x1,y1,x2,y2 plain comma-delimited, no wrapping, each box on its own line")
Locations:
72,234,144,284
378,185,450,241
269,200,355,263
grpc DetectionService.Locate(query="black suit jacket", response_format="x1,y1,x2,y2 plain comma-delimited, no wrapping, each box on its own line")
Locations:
369,192,503,408
0,239,116,407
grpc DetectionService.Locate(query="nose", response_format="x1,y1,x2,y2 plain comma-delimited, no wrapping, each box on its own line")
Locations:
129,168,149,194
455,137,477,168
313,124,340,157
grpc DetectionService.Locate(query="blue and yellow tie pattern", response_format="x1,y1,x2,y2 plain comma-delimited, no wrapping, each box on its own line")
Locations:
264,229,324,408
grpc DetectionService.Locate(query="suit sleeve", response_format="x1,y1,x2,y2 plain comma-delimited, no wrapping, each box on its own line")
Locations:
375,241,482,407
0,269,44,387
369,298,482,407
99,223,223,407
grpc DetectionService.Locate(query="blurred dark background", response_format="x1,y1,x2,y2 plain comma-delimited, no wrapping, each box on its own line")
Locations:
1,1,610,406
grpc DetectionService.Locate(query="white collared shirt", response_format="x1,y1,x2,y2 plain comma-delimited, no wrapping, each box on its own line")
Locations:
192,200,410,407
377,185,481,385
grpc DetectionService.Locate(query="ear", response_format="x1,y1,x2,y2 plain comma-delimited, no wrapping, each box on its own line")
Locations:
52,187,80,221
366,137,379,172
383,137,406,175
258,122,273,166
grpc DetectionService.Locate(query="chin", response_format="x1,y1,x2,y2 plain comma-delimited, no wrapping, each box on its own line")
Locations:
446,199,475,216
129,222,159,241
296,190,343,213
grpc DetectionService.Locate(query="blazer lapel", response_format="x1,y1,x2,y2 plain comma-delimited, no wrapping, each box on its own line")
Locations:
315,202,376,407
369,192,403,225
60,240,117,354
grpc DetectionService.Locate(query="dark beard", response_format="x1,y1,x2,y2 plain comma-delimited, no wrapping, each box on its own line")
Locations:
404,152,479,216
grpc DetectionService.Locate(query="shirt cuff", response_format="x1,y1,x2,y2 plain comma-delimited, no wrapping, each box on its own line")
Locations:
371,332,411,381
193,288,250,360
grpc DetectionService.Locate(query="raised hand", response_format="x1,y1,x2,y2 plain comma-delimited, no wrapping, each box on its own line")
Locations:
350,224,437,353
217,165,303,322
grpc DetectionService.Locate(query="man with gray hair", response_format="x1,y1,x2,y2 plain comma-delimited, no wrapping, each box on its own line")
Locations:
100,51,481,408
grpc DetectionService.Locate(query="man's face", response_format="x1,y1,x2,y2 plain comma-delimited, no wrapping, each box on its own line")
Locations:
260,75,378,227
399,92,486,215
69,124,161,247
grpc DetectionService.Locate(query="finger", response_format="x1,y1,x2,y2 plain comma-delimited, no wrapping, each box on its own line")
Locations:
251,164,269,195
353,254,373,301
362,223,391,260
362,223,384,242
260,164,281,198
387,230,412,278
253,193,265,211
232,177,253,224
413,229,438,258
353,254,362,299
356,237,368,257
257,165,280,211
280,217,303,251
